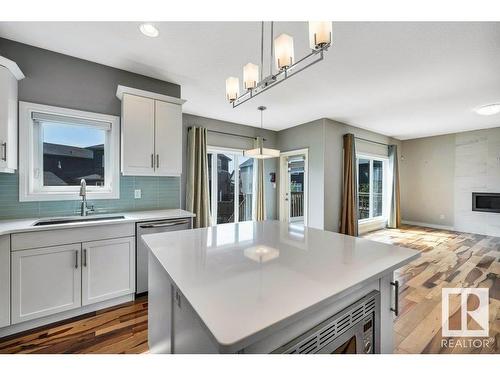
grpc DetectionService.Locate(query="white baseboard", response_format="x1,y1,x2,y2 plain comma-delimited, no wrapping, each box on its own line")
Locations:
0,294,134,339
359,218,387,234
401,220,454,231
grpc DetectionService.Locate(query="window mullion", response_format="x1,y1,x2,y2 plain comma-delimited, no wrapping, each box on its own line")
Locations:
369,159,374,218
212,153,218,225
234,154,239,223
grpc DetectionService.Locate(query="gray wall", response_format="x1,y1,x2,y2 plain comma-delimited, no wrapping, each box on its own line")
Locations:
400,127,500,236
323,119,400,232
277,119,326,229
0,37,180,115
277,118,399,231
400,134,455,227
182,114,279,220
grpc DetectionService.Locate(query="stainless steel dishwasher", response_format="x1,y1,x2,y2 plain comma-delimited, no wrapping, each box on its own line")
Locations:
136,217,192,294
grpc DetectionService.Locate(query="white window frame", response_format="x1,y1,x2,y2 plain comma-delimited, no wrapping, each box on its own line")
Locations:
356,153,389,224
19,101,120,202
207,146,256,225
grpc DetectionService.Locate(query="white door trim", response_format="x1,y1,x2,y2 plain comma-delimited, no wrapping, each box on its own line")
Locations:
279,148,309,226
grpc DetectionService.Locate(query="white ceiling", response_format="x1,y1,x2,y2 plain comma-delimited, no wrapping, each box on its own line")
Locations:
0,21,499,139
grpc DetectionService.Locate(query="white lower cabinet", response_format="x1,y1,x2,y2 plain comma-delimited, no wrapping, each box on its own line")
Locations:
0,236,10,328
82,237,135,306
11,244,82,324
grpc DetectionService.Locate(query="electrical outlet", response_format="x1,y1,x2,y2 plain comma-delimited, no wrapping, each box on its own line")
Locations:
439,214,445,220
134,189,142,199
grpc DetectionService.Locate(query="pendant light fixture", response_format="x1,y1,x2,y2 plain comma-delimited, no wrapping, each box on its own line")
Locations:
243,63,259,90
274,33,294,70
244,106,280,159
226,21,332,108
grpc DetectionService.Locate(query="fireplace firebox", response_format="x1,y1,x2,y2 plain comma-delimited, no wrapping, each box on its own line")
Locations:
472,192,500,213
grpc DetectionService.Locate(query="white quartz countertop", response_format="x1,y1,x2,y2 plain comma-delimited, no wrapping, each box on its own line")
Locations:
143,220,420,351
0,209,194,236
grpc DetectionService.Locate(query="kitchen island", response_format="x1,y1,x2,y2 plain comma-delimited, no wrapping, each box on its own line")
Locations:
143,221,419,354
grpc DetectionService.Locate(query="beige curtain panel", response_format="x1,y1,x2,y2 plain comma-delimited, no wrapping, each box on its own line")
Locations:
186,126,211,228
255,160,266,221
254,141,266,221
340,133,359,236
388,144,401,229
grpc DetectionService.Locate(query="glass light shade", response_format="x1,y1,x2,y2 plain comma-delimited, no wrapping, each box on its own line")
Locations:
243,63,259,90
225,77,240,102
308,21,332,49
244,137,280,159
274,33,294,70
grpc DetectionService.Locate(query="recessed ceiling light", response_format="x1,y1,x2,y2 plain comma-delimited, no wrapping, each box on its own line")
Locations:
139,23,159,38
474,103,500,116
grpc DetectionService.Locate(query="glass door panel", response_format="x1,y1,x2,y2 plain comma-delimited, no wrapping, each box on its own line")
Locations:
357,159,370,219
238,156,253,222
216,153,235,224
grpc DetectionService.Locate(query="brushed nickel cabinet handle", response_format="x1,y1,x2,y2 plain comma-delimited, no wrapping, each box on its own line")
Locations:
390,280,399,316
156,154,159,168
75,250,79,269
83,249,87,267
151,154,154,169
1,142,6,162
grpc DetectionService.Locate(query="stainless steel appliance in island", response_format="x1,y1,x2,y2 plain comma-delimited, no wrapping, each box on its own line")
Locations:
143,221,419,354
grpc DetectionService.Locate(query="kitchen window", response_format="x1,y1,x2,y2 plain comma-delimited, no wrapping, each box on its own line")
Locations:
357,155,387,221
19,102,120,201
207,147,255,224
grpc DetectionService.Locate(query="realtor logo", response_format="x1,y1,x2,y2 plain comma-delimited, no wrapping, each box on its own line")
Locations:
442,288,489,337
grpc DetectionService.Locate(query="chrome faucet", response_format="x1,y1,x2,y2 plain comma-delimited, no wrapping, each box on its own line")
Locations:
79,179,94,216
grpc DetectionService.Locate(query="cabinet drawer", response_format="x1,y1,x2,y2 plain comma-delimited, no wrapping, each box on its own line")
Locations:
11,223,135,251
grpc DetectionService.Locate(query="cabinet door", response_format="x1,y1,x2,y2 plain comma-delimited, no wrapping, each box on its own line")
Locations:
154,100,182,176
0,235,10,328
121,93,155,175
0,66,18,173
82,237,135,306
11,244,82,324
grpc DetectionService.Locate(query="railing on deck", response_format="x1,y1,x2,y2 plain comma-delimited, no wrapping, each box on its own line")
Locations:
290,192,304,218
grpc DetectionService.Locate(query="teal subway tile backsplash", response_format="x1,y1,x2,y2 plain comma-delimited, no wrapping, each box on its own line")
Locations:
0,173,180,220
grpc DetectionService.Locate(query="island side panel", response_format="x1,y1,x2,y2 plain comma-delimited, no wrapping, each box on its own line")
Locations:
148,253,173,354
379,272,395,354
148,252,219,354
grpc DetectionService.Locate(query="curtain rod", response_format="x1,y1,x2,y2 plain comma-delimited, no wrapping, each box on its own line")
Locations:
206,129,266,142
354,137,389,147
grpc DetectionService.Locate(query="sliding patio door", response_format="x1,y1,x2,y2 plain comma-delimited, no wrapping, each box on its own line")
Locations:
208,147,254,224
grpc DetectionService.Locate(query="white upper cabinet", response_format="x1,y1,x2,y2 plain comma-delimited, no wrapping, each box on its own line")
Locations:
121,94,156,175
0,57,25,174
118,86,185,176
154,100,182,176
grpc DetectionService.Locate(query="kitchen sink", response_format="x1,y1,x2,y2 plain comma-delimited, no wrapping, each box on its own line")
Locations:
33,215,126,226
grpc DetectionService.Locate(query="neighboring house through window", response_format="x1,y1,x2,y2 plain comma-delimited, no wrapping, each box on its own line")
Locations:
207,147,255,224
19,102,120,201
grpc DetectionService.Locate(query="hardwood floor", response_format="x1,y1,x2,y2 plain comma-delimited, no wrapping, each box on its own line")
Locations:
0,296,148,354
363,225,499,354
0,224,498,354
